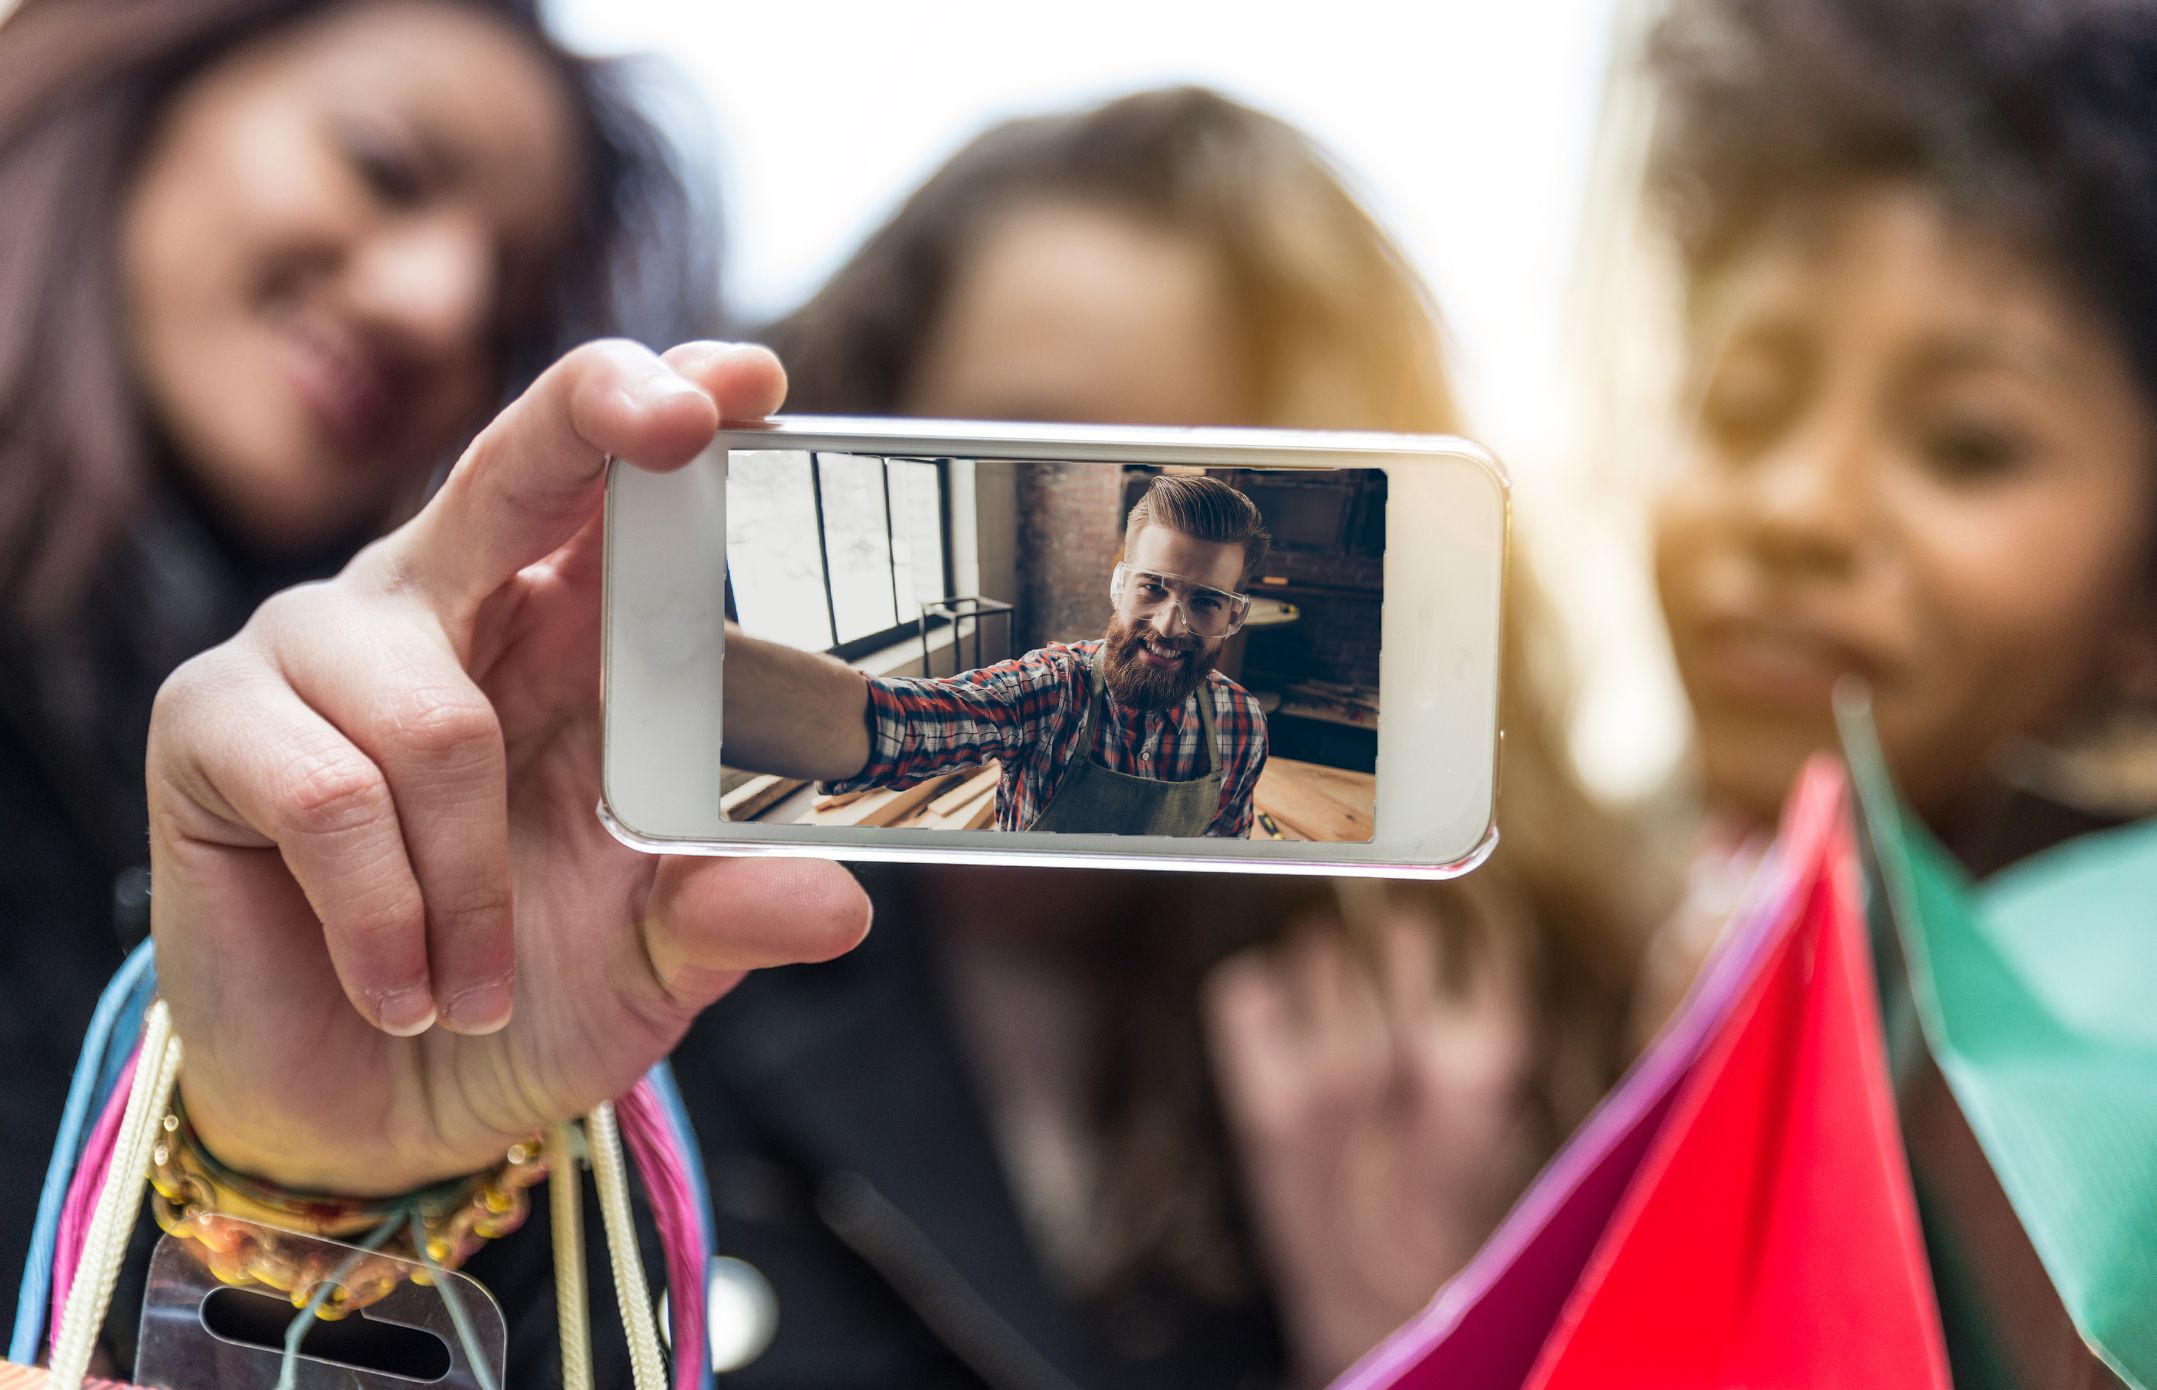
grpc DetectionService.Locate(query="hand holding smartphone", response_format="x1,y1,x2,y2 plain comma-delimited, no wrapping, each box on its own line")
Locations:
602,416,1506,877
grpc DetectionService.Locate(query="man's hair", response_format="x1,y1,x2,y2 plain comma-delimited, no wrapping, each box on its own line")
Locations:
1122,474,1270,586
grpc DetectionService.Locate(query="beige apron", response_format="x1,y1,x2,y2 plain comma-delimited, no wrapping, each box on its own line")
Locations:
1026,654,1224,836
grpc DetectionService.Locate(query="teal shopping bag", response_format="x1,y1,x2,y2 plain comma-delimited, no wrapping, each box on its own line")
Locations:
1842,697,2157,1389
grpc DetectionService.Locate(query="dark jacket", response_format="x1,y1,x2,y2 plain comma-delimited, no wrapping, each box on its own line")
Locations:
0,483,362,1319
667,868,1284,1390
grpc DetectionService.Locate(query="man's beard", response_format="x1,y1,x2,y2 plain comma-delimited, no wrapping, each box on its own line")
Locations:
1101,614,1220,711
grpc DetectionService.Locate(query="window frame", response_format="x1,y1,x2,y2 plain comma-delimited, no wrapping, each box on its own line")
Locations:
724,452,958,662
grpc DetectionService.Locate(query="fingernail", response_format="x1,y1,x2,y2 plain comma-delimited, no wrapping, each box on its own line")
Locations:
680,339,738,368
633,371,709,409
377,986,437,1037
442,978,513,1035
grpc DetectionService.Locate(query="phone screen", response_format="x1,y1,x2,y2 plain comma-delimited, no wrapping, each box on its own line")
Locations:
718,449,1384,843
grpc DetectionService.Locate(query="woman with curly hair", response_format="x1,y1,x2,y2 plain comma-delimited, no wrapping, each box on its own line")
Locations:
1640,0,2157,1373
1647,0,2157,875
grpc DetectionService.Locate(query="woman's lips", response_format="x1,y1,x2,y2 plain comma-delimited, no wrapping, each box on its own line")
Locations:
271,309,396,456
1684,616,1880,710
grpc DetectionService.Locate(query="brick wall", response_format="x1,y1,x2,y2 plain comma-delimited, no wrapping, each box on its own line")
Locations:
1014,461,1125,649
1244,590,1384,689
1009,463,1387,689
1242,471,1386,689
1261,545,1383,591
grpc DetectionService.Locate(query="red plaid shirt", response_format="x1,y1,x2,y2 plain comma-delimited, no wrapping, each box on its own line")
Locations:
825,639,1268,836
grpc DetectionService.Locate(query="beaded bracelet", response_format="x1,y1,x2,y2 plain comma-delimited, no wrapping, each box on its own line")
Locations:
147,1095,547,1317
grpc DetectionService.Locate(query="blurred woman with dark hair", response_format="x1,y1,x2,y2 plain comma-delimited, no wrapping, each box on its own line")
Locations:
0,0,716,1308
673,85,1658,1389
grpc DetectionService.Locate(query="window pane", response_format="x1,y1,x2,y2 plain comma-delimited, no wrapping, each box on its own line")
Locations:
727,450,834,649
887,459,946,623
817,452,898,645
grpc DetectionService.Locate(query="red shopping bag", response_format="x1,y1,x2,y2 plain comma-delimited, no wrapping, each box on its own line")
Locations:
1522,776,1947,1388
1335,761,1950,1389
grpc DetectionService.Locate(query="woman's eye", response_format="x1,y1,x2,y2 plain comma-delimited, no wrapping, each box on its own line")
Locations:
1918,417,2032,482
1697,371,1794,458
340,123,428,208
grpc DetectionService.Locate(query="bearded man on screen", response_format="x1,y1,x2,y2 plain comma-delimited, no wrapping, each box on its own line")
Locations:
725,473,1272,837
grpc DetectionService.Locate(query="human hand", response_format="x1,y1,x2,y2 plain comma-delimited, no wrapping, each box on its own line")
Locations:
147,340,869,1194
1203,905,1540,1386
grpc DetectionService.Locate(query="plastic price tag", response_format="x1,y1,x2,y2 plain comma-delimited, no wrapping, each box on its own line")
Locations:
134,1223,504,1389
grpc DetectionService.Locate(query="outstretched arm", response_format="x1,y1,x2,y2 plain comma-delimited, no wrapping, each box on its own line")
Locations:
721,627,872,780
821,648,1081,794
147,339,869,1196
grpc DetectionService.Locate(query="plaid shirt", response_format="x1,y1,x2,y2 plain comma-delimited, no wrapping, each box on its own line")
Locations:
825,639,1268,836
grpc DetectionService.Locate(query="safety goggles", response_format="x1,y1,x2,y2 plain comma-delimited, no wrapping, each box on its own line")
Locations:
1110,563,1252,637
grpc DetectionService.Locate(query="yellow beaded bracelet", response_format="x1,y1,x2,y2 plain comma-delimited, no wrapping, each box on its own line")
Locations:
147,1097,547,1317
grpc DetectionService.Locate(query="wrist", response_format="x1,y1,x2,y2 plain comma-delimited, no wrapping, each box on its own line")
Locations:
152,1088,546,1315
176,1073,514,1196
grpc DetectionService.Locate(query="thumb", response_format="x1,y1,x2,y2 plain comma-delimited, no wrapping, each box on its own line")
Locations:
399,340,730,630
634,856,871,1015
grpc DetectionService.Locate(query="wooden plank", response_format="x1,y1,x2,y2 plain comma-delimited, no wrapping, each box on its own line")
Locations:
1256,783,1365,842
1265,756,1374,791
812,788,868,811
1299,760,1379,797
857,773,965,826
722,773,803,821
746,782,820,825
946,782,997,817
1256,798,1327,841
924,765,998,814
1254,758,1373,842
801,772,964,828
908,765,1003,830
798,786,904,826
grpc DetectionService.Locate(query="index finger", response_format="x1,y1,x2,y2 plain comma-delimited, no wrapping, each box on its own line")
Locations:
398,339,785,617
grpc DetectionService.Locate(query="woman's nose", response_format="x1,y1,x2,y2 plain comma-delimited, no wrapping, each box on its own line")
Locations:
345,214,496,361
1742,409,1873,577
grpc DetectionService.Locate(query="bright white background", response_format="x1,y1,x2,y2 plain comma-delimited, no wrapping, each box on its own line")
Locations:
547,0,1618,471
546,0,1689,799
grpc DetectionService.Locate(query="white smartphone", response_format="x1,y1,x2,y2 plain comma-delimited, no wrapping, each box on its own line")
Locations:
601,416,1505,878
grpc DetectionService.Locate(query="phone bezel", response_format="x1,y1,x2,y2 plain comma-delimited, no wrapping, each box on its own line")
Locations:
601,416,1506,878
